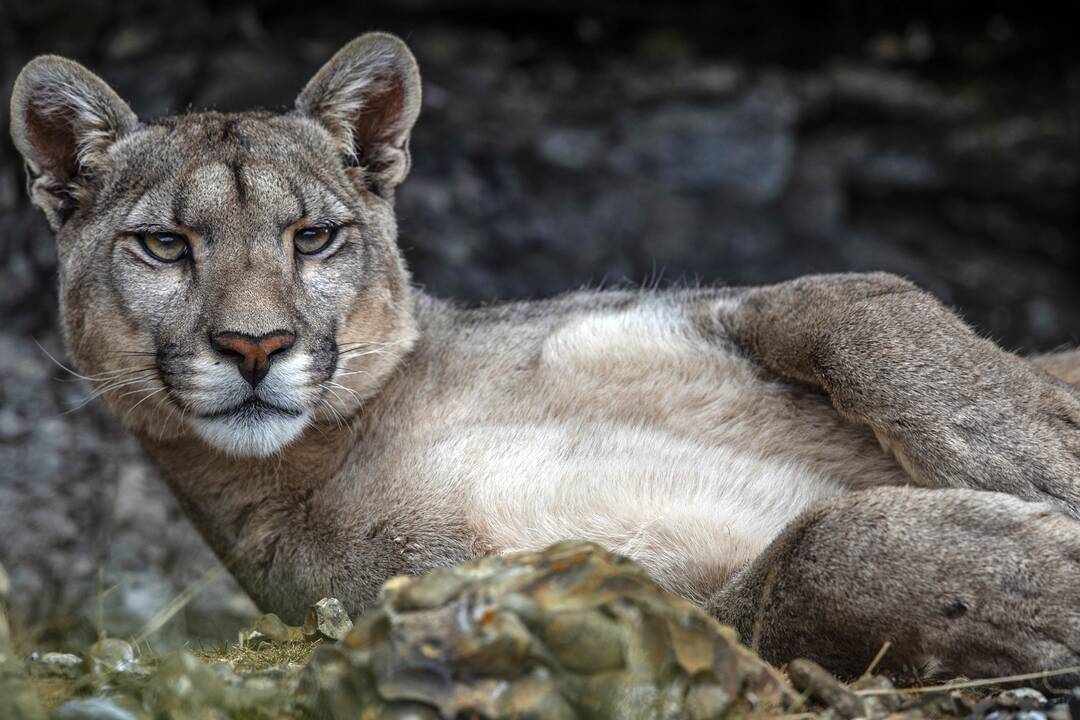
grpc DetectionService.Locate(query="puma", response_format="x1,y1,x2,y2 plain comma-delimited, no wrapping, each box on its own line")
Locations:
11,32,1080,679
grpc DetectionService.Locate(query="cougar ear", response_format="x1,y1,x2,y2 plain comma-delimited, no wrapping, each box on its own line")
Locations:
296,32,421,199
9,56,138,229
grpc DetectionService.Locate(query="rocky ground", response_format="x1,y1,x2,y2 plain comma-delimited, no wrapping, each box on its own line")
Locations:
0,0,1077,696
6,545,1080,720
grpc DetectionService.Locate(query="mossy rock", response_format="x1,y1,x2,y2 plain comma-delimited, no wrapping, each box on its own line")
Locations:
300,541,786,719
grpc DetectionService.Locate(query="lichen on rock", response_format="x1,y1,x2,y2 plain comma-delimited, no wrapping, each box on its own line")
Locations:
300,541,788,719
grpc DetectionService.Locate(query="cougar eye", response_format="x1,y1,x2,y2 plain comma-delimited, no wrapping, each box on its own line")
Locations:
139,232,189,263
293,226,337,255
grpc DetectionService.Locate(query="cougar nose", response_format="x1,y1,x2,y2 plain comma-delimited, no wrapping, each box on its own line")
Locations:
210,330,296,388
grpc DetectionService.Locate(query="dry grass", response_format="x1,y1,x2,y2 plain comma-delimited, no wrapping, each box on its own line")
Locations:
198,638,321,673
26,676,79,713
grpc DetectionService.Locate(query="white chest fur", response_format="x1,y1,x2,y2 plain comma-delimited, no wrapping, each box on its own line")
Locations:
408,297,907,604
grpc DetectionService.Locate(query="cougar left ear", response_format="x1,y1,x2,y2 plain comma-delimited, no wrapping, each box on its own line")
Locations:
9,55,138,229
296,32,422,199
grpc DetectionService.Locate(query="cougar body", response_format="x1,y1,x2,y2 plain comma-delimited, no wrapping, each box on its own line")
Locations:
12,34,1080,679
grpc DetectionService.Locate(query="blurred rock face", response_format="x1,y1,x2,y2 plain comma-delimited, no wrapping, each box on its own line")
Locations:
0,1,1077,634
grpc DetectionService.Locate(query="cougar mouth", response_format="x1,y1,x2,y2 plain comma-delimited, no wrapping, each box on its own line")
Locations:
199,396,304,421
189,394,313,457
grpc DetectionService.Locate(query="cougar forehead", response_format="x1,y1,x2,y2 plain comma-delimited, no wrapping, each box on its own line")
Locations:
111,113,345,226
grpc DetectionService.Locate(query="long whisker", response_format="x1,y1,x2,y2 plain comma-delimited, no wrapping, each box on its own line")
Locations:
335,339,406,348
324,381,364,404
33,338,93,381
80,366,158,382
54,367,158,384
124,387,168,422
332,369,373,379
337,347,394,358
61,375,159,415
320,383,350,410
315,392,347,430
116,381,164,400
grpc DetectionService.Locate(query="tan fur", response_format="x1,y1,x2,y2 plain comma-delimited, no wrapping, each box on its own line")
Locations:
12,33,1080,678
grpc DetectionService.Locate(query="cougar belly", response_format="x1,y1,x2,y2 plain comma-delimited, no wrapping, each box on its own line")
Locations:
457,298,910,604
455,421,844,604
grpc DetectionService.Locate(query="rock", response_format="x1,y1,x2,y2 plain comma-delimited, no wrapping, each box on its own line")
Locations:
52,698,146,720
255,613,305,644
971,686,1057,719
301,542,789,718
998,688,1049,709
849,674,900,718
26,651,82,679
143,651,225,714
142,651,295,717
787,658,865,719
84,638,136,676
303,598,353,641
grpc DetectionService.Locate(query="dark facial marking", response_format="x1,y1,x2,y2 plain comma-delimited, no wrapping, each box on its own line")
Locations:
230,159,248,206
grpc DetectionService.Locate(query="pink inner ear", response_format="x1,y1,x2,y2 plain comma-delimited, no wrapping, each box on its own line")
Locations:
24,97,80,181
353,73,407,159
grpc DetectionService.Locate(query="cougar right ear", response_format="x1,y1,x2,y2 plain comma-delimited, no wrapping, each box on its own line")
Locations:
296,33,422,200
9,56,138,229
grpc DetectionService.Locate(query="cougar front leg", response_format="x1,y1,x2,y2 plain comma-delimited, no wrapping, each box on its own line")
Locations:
717,272,1080,514
709,486,1080,679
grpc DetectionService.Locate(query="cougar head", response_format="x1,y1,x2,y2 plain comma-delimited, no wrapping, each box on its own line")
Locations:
10,33,421,456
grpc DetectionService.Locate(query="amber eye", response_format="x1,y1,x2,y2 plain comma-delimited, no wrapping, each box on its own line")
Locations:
293,226,337,255
139,232,189,263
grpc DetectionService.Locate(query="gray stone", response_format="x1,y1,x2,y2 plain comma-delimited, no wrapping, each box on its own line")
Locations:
241,613,304,645
303,597,353,641
26,652,82,679
52,698,145,720
84,638,136,676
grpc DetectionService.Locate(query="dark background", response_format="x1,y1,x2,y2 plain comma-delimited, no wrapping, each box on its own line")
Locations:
0,0,1077,646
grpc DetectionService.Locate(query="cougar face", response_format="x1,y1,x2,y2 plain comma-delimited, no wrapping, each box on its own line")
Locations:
11,34,422,456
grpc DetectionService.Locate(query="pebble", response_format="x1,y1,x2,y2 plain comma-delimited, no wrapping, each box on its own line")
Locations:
146,651,225,710
52,698,145,720
1000,688,1050,708
303,597,353,641
26,651,83,679
787,658,866,719
84,638,136,675
242,613,305,645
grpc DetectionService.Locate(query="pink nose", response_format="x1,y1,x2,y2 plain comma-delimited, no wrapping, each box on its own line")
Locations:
210,330,296,387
